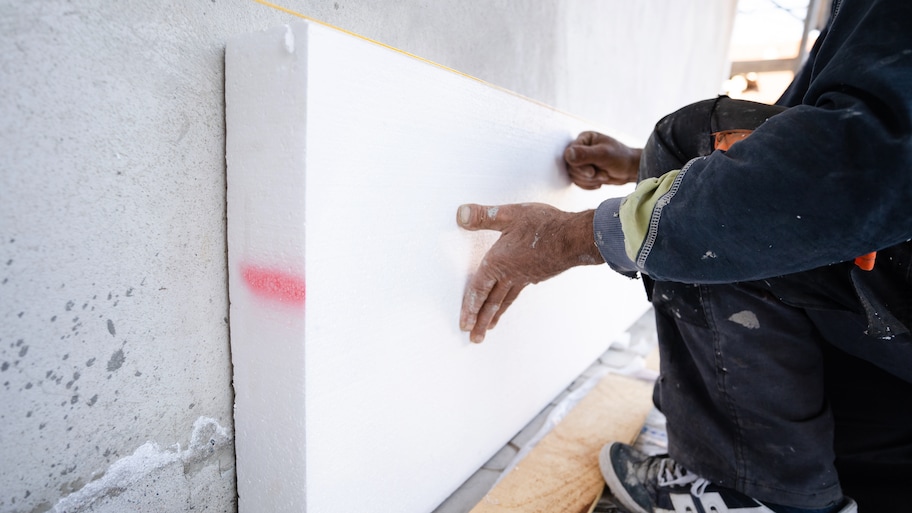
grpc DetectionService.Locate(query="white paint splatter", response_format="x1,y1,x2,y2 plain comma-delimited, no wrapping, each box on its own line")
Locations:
486,206,499,221
728,310,760,330
702,250,717,260
578,254,601,265
51,417,231,512
531,233,540,249
840,109,862,119
284,25,295,53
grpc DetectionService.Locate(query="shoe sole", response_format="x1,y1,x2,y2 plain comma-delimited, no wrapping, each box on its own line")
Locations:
598,443,649,513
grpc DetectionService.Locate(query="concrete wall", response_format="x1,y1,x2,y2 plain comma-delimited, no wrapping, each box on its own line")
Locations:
0,1,736,512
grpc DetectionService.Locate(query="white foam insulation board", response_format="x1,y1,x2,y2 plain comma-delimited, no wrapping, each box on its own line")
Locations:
225,20,649,513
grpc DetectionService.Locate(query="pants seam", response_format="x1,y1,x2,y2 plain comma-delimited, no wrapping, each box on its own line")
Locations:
702,284,748,489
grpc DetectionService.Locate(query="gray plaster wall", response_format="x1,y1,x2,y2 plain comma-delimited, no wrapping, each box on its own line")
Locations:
0,1,736,512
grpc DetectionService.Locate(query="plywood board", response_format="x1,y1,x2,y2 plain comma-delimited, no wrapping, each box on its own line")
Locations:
470,372,654,513
226,21,650,513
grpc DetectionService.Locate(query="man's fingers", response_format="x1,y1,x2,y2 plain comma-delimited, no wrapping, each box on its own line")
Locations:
565,135,602,165
568,167,608,189
567,164,597,182
460,274,495,333
568,178,602,190
488,286,522,330
576,131,600,146
470,280,513,344
572,164,596,179
565,144,591,165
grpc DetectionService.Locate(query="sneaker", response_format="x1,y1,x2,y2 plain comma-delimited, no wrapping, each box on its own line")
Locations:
598,442,858,513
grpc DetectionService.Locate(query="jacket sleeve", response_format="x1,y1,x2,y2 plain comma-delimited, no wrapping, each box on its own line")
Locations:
595,0,912,284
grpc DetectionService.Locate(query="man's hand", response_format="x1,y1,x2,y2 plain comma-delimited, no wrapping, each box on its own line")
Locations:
457,203,604,343
564,131,642,189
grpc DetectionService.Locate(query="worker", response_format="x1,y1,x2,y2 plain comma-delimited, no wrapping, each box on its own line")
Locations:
457,0,912,511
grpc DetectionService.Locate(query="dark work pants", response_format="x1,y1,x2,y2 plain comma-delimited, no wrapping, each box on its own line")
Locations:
641,96,912,510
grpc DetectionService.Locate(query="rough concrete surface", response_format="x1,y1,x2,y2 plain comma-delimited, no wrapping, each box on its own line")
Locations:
0,1,735,512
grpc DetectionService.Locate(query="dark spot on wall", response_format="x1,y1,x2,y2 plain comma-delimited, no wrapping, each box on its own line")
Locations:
86,357,95,367
50,315,56,322
25,382,32,389
189,403,195,409
1,362,8,372
87,394,98,406
29,500,51,512
106,349,125,372
18,345,27,357
70,395,78,404
65,300,74,311
134,370,142,377
334,2,340,9
106,319,115,336
126,287,133,297
39,422,46,429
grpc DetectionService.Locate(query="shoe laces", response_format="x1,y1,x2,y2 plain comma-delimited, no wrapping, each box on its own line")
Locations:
655,457,710,497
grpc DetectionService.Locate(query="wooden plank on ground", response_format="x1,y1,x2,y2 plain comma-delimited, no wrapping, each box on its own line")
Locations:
471,372,654,513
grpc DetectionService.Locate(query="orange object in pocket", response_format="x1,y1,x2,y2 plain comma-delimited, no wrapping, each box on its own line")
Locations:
854,252,877,271
712,129,755,151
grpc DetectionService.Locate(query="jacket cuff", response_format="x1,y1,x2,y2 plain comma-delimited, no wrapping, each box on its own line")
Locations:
594,197,639,278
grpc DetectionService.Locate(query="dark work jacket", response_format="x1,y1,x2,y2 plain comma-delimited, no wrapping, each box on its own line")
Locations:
598,0,912,335
772,0,912,337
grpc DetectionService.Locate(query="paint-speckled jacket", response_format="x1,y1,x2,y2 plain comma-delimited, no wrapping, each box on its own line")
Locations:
595,0,912,332
593,0,912,332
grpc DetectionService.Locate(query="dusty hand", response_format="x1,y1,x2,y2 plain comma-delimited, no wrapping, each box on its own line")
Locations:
564,131,642,189
457,203,604,343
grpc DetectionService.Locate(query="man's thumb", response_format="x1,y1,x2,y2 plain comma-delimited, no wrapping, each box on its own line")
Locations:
565,144,593,164
457,204,509,231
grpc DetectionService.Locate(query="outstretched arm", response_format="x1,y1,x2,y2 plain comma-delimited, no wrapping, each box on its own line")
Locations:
457,203,604,343
457,132,640,343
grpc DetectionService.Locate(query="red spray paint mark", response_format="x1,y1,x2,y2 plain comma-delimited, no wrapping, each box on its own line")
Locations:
241,264,306,306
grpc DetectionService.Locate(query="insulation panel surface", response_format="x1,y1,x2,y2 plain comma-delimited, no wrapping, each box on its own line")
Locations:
226,21,649,513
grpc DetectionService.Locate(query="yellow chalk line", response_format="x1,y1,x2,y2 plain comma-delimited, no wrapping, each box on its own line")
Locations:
251,0,482,83
249,0,569,115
